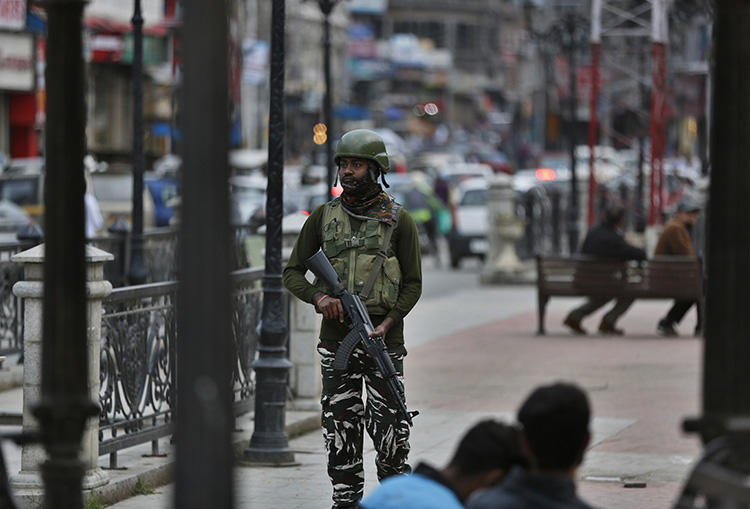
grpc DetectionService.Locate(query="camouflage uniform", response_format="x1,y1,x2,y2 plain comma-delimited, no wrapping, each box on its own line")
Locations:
282,129,423,509
319,342,411,506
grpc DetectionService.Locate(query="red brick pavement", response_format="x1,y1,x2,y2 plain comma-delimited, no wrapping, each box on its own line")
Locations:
405,300,703,509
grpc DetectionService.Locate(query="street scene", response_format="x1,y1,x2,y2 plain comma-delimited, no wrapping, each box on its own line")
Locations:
0,0,744,508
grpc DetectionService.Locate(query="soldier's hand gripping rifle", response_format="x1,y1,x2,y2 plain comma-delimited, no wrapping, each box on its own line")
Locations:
305,250,418,426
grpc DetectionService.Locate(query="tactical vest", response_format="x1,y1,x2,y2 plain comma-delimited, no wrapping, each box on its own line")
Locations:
314,199,402,315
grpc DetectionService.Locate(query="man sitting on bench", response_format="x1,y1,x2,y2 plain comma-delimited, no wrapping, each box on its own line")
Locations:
563,206,646,335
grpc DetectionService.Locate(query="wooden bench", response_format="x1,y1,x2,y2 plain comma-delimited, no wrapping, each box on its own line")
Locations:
536,254,704,335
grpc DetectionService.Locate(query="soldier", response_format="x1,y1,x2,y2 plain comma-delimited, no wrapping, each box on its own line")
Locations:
283,129,423,509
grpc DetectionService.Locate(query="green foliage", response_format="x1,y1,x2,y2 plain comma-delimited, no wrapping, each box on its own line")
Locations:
85,493,105,509
132,477,153,496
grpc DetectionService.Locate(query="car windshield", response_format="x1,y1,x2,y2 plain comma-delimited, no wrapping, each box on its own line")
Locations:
0,178,38,206
460,189,486,206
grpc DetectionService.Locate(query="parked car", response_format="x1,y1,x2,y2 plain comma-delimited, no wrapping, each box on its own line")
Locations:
447,177,489,268
90,172,156,229
0,200,31,242
0,157,44,221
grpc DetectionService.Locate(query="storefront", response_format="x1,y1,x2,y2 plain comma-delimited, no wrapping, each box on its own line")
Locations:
0,1,38,161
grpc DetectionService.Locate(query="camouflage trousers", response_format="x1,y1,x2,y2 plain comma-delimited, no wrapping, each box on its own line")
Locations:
318,343,411,508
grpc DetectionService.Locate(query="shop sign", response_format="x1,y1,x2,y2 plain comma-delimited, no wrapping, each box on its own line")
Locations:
0,32,34,91
89,33,124,63
0,0,26,31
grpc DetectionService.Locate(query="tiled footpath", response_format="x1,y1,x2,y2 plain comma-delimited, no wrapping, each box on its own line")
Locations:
3,266,704,508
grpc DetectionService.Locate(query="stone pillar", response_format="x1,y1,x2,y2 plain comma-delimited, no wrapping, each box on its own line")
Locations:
283,211,322,407
481,174,532,284
10,244,114,491
288,296,322,404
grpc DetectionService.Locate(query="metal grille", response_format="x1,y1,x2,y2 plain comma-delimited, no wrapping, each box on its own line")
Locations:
98,267,265,467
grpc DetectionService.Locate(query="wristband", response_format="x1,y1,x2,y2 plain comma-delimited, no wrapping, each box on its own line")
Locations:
314,294,327,307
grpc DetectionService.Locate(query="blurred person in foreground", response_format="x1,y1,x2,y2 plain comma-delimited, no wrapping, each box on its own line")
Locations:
655,198,702,336
563,206,646,335
283,129,423,509
467,382,597,509
359,419,528,509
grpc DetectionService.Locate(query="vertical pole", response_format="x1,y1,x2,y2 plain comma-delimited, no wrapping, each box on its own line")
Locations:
587,0,601,228
566,14,580,254
321,0,336,198
649,0,667,225
244,0,296,465
129,0,147,285
635,40,647,233
702,0,750,442
39,1,98,507
176,0,234,506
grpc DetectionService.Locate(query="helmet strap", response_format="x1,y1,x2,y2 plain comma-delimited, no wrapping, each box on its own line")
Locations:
381,173,390,188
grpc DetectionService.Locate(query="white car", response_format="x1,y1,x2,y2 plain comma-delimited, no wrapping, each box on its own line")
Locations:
447,177,489,268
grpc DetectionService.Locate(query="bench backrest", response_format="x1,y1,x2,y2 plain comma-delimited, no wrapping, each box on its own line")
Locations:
537,255,702,300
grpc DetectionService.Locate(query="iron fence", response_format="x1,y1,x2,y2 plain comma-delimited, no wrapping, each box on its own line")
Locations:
0,241,39,357
98,266,265,468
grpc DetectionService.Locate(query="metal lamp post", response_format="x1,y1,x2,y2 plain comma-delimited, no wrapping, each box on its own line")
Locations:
524,4,589,254
318,0,340,198
39,0,99,506
243,0,296,466
128,0,147,285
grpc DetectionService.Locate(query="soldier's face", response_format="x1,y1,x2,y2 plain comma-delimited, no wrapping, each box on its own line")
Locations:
339,157,372,192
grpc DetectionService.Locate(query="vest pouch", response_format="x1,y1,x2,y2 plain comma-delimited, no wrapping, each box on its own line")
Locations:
380,256,401,310
321,218,346,258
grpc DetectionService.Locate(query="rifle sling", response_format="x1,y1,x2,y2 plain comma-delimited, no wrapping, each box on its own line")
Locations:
359,204,400,301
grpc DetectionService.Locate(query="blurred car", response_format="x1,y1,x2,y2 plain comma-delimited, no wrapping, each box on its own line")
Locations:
447,177,489,268
436,163,493,189
0,157,45,220
90,172,156,229
0,200,31,242
467,149,512,174
230,174,267,227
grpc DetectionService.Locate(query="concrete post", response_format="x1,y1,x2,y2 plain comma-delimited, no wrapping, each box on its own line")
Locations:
282,212,322,407
10,243,114,491
288,296,322,403
481,174,532,285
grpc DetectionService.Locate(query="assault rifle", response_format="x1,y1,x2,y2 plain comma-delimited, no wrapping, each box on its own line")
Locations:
305,250,418,426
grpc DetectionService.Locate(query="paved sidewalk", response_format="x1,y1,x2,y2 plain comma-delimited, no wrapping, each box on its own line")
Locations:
104,286,702,509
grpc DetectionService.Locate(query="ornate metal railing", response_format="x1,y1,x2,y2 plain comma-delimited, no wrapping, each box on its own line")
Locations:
98,266,265,467
0,241,38,357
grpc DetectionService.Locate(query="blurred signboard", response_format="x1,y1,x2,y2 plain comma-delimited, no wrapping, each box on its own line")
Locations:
0,32,34,91
0,0,26,30
347,0,387,14
242,39,268,85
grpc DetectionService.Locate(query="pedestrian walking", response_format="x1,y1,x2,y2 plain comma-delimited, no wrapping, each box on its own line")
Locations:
655,198,702,336
359,419,528,509
467,382,598,509
563,206,646,335
283,129,423,509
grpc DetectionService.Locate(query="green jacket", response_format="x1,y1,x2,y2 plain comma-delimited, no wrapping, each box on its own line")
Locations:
283,199,422,349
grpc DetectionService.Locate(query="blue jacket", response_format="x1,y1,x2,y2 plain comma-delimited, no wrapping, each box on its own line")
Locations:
467,467,597,509
360,463,463,509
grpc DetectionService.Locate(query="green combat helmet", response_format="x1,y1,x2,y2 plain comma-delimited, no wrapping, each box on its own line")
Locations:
334,129,390,174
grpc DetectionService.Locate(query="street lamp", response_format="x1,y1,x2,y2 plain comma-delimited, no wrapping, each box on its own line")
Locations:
311,0,342,198
524,3,590,253
243,0,296,466
129,0,147,284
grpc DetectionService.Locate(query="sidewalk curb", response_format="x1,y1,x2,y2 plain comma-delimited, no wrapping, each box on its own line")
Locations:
16,410,322,508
